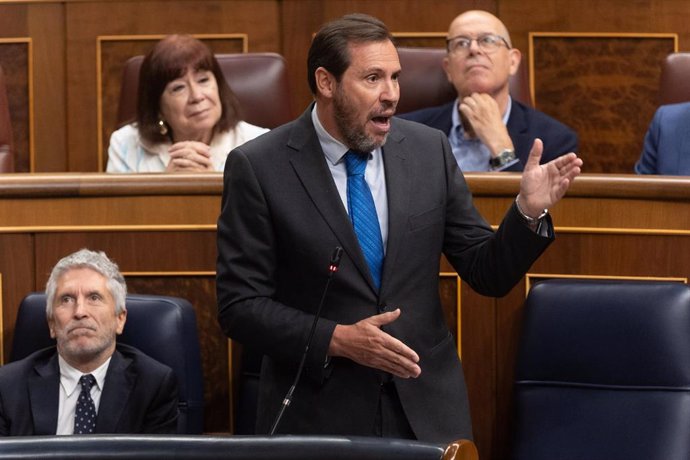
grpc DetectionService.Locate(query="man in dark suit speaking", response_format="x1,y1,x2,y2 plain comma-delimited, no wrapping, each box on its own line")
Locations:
399,10,578,172
216,13,582,443
0,249,178,436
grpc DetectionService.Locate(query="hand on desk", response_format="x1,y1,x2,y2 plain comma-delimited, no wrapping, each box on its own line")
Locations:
518,138,583,217
166,141,214,172
328,308,421,379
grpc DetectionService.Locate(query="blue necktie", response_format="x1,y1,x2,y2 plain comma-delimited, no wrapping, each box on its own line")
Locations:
74,374,97,434
344,150,384,290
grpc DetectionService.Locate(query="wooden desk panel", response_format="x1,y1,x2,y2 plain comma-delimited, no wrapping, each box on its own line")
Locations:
1,173,688,458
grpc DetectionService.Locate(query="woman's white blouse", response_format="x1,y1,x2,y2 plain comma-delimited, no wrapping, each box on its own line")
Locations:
106,121,269,172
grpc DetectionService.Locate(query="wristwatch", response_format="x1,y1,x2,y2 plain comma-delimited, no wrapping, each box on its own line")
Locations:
489,148,517,169
515,195,548,226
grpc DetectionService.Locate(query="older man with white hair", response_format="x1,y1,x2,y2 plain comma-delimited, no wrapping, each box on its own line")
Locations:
400,10,578,172
0,249,178,436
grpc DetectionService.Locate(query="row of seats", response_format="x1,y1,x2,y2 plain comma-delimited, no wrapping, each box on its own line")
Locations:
112,47,531,130
8,292,480,460
2,50,690,173
10,279,690,459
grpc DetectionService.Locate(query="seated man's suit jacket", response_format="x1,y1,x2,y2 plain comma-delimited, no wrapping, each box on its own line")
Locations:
398,99,578,171
0,343,179,436
216,105,554,444
635,101,690,175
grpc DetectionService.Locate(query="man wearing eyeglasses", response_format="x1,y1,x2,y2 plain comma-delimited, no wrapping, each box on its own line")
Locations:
399,10,578,172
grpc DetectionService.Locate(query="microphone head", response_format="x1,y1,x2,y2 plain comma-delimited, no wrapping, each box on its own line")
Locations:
329,247,344,272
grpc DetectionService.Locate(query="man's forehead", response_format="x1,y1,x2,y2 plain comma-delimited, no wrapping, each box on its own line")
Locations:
57,267,107,289
347,40,400,72
449,13,502,36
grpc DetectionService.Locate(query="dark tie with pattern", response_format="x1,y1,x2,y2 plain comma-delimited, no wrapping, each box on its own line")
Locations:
74,374,97,434
344,150,384,290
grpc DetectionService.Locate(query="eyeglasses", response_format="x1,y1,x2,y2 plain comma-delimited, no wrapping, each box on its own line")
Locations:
446,34,511,55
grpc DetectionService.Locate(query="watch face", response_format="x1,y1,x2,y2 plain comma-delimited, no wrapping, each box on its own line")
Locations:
490,149,516,168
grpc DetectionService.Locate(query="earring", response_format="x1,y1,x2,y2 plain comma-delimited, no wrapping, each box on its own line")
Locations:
158,119,168,136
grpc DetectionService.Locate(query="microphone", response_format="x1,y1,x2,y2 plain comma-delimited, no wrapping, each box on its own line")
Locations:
269,246,343,435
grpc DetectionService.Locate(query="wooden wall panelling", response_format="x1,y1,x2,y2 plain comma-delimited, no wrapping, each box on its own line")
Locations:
499,0,690,54
65,0,281,172
0,3,29,38
97,34,247,171
0,38,32,172
459,284,498,460
0,233,35,364
28,3,66,173
529,33,677,174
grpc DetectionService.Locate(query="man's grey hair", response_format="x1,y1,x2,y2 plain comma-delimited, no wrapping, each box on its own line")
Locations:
45,249,127,318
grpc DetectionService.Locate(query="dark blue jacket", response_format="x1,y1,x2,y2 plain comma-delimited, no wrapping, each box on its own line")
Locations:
398,100,578,171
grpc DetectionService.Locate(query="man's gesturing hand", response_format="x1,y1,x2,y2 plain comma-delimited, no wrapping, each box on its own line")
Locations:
328,308,421,379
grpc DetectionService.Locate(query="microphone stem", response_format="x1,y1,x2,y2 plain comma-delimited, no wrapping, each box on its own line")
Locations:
269,262,338,435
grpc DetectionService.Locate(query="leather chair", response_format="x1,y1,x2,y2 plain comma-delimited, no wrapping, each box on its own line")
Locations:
0,64,14,173
511,279,690,460
396,46,532,115
0,435,478,460
657,52,690,106
116,52,293,129
11,293,205,434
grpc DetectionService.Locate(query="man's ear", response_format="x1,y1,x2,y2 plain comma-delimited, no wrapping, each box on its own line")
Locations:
315,67,337,99
442,55,453,83
48,319,56,339
115,309,127,335
508,48,522,76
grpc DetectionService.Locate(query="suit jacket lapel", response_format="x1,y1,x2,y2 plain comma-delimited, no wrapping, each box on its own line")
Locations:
436,102,455,135
506,101,530,162
29,354,60,435
287,106,376,290
95,349,134,433
380,120,410,295
676,116,690,174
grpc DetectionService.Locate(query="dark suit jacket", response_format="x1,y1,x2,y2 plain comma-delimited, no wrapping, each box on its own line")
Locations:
0,343,179,436
398,100,578,171
635,102,690,175
216,105,553,444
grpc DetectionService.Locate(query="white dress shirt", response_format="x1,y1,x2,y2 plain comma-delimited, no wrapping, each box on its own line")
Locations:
448,96,517,171
311,104,389,251
55,356,110,435
106,121,269,173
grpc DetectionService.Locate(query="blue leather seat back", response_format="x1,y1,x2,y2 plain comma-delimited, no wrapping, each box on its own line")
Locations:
11,293,205,434
512,279,690,460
